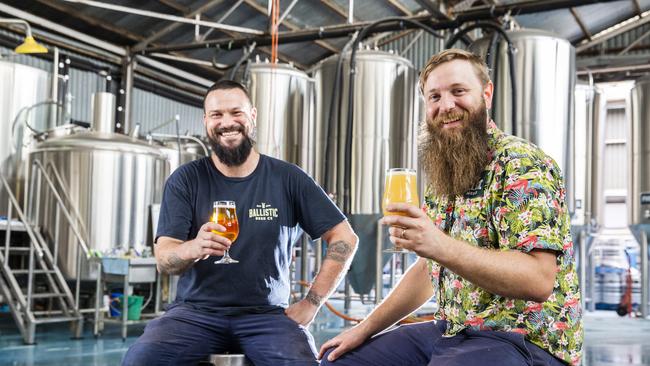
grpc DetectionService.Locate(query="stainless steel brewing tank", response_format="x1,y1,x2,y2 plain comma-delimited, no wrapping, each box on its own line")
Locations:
630,77,650,226
156,138,208,174
471,29,575,209
313,50,420,296
28,132,168,279
573,83,590,227
247,63,315,175
312,50,420,214
0,61,50,216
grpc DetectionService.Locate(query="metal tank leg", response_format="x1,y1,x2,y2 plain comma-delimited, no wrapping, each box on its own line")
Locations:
94,262,102,336
641,230,648,319
375,220,383,305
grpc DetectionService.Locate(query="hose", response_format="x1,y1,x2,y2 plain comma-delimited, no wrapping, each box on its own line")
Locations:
294,280,433,325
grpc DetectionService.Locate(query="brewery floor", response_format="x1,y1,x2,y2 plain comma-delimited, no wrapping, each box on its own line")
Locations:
0,305,649,365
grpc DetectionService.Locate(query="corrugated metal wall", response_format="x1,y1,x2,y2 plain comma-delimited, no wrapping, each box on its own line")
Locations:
380,30,444,73
132,87,204,135
604,21,650,55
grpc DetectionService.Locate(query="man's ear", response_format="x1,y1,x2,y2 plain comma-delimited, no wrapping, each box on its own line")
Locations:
483,81,494,110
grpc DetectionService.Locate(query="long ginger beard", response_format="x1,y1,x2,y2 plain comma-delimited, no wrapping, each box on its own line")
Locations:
418,101,490,199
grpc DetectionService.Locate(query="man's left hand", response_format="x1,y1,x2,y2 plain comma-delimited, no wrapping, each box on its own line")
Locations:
381,203,445,260
285,298,319,326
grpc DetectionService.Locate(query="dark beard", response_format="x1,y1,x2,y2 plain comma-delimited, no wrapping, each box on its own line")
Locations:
208,125,254,167
418,103,490,198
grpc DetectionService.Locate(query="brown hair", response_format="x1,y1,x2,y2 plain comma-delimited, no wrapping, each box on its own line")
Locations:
419,49,490,94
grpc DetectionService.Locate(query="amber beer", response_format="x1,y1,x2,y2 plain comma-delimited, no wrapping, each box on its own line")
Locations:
382,168,419,216
213,201,239,264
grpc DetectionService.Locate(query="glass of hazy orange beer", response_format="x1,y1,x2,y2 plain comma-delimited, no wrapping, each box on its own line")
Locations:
212,200,240,264
382,168,419,253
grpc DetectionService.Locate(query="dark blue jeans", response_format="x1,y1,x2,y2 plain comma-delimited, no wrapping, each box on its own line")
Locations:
321,321,567,366
122,304,318,366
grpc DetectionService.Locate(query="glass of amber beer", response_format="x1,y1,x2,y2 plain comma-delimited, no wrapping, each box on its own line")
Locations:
213,200,240,264
382,168,419,253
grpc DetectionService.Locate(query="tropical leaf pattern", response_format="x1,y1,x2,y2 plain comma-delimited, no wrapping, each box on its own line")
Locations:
423,122,583,365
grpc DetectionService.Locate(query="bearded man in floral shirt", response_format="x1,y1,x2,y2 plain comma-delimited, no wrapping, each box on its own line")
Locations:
319,49,583,366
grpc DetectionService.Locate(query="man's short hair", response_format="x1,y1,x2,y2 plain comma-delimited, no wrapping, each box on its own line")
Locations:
419,49,491,94
203,79,252,111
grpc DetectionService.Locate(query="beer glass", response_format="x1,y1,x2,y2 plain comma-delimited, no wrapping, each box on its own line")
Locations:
382,168,419,253
212,200,240,264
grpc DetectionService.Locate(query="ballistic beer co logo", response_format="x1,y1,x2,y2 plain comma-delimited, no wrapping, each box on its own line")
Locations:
249,202,279,221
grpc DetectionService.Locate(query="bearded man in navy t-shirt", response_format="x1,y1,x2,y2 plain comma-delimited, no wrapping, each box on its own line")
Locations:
123,80,358,366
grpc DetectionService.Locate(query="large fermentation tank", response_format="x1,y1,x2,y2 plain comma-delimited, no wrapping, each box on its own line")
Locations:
313,50,420,214
313,50,420,295
28,131,168,280
0,61,50,216
471,29,575,209
574,83,606,228
630,77,650,227
629,76,650,317
246,62,315,175
155,137,208,174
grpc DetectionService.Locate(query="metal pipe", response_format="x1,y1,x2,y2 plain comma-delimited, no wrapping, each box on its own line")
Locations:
50,47,60,129
300,235,309,298
577,63,650,75
4,200,12,267
122,58,135,134
54,203,61,266
348,0,354,24
579,229,586,311
141,0,618,53
642,230,648,318
314,238,322,273
61,0,263,35
135,55,212,88
278,0,300,27
375,219,383,304
148,133,209,157
199,0,245,42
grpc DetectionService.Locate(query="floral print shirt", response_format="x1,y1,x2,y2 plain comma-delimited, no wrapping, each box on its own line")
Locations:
424,121,583,365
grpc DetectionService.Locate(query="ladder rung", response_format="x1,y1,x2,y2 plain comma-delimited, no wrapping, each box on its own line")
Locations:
33,316,82,324
30,293,68,299
4,247,32,252
12,269,56,275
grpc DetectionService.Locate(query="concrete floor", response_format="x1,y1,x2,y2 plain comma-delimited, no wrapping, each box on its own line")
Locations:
0,307,649,365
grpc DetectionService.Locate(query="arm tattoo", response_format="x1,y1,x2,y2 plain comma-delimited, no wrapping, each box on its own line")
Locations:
161,253,192,275
305,290,323,307
325,240,353,263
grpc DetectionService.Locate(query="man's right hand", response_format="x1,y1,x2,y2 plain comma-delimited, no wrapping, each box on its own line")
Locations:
318,325,370,362
180,222,232,261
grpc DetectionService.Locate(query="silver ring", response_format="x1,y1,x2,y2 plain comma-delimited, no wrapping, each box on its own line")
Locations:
401,228,406,239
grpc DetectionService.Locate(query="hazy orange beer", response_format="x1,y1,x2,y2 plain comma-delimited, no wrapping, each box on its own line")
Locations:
213,200,239,264
382,168,418,253
382,168,419,216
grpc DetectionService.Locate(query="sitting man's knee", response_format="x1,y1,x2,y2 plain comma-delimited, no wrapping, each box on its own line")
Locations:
122,342,161,366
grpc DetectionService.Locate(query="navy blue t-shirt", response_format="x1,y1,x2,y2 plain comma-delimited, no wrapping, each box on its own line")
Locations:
156,154,345,312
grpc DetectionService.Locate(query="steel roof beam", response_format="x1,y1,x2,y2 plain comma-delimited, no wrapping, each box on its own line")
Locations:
384,0,413,15
143,0,620,54
61,0,263,35
576,10,650,52
570,7,592,40
242,0,340,54
134,0,228,51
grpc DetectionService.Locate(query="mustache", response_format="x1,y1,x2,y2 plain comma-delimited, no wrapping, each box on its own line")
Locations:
432,110,469,126
213,125,245,135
